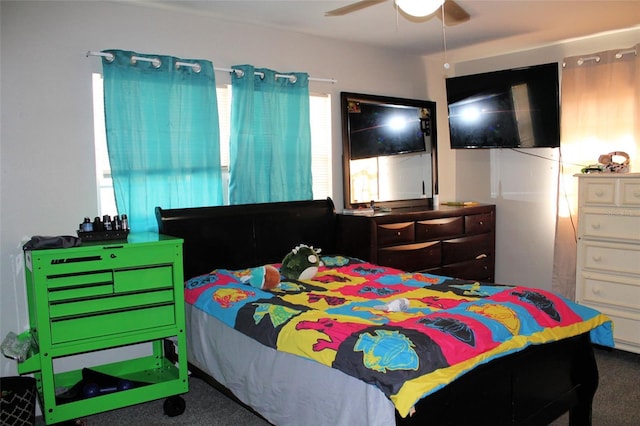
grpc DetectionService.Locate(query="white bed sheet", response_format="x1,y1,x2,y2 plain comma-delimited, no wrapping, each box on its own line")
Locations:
185,303,397,426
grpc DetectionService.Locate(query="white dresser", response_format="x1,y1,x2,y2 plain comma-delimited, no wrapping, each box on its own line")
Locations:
575,173,640,354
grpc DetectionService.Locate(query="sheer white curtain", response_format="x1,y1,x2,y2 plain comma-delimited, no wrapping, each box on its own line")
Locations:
552,44,639,299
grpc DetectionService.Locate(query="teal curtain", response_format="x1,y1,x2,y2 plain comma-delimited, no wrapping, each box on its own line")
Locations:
229,65,312,204
102,50,223,232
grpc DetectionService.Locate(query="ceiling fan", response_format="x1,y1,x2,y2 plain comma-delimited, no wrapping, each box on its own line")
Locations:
325,0,470,26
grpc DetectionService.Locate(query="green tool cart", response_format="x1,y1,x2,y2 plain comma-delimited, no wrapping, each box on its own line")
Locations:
18,232,189,424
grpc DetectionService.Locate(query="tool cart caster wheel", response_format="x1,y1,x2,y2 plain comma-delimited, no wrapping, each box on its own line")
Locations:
163,395,186,417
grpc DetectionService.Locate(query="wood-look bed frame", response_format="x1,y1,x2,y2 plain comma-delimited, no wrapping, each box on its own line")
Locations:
156,198,598,425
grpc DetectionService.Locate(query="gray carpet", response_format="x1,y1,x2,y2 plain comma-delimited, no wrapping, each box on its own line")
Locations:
35,375,267,426
551,347,640,426
36,347,639,425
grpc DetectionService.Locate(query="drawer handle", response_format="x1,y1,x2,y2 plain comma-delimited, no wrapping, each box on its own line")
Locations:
590,223,601,230
51,255,101,264
633,190,640,198
478,221,484,226
592,255,602,263
397,231,401,236
476,254,488,259
591,287,601,295
595,190,604,197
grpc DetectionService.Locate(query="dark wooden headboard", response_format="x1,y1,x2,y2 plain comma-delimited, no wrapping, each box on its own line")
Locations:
156,198,337,280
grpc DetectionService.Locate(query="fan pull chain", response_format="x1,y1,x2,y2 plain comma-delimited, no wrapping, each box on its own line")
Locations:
442,5,450,69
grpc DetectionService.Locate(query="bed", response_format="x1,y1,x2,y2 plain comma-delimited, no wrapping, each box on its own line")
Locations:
156,198,613,426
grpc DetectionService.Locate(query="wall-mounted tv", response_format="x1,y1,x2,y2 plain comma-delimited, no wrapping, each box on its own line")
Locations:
342,92,434,160
446,62,560,149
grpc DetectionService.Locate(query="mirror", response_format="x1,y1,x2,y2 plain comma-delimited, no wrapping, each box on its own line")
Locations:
341,92,438,209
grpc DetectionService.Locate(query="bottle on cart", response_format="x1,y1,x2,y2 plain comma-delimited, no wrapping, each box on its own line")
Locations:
121,214,129,230
113,215,121,231
103,215,112,231
93,216,104,232
81,217,93,232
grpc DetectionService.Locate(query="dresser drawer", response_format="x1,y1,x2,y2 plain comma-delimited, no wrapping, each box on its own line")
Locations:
377,222,415,246
378,241,441,271
621,180,640,206
46,271,113,290
33,243,179,276
588,303,640,351
46,271,114,302
465,213,493,234
438,257,493,281
48,283,114,302
581,211,640,241
442,234,493,265
579,272,640,311
603,311,640,350
45,265,174,302
338,205,495,282
49,289,175,319
581,179,616,205
50,303,175,344
33,252,108,276
415,217,463,241
114,265,174,292
580,241,640,275
106,244,179,269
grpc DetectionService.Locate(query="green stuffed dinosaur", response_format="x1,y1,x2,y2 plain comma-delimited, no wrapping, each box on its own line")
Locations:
280,244,322,281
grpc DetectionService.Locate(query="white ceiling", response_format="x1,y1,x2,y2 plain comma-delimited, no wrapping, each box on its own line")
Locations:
131,0,640,61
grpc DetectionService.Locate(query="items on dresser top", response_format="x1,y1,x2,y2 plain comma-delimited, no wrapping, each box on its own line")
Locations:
23,235,82,250
575,173,640,354
338,204,496,282
77,214,130,242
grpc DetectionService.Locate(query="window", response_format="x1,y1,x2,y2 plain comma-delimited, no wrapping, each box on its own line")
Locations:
93,73,116,216
92,74,332,214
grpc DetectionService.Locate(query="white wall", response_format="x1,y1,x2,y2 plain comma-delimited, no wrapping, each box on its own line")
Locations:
424,28,640,290
0,1,432,377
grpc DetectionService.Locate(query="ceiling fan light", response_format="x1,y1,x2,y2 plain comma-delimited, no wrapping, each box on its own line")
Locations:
395,0,445,17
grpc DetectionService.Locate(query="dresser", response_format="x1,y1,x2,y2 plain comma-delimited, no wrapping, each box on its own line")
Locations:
575,173,640,354
338,204,496,282
18,233,189,424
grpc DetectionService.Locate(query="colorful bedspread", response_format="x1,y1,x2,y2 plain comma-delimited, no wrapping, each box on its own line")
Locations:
185,256,613,417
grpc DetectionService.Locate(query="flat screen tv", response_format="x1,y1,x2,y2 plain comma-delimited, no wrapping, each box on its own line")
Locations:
446,62,560,149
341,92,434,160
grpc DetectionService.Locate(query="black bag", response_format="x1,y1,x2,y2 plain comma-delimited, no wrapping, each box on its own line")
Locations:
23,235,82,251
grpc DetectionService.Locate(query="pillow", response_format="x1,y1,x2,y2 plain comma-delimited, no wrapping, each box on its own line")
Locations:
240,265,280,290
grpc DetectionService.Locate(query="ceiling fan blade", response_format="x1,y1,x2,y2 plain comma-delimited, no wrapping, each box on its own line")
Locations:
325,0,387,17
438,0,470,25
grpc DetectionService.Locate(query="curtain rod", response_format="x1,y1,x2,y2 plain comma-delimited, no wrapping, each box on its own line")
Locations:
86,51,337,84
615,48,637,59
563,46,638,67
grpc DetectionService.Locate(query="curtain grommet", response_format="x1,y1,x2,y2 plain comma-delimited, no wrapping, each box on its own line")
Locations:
175,62,201,73
131,55,162,68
